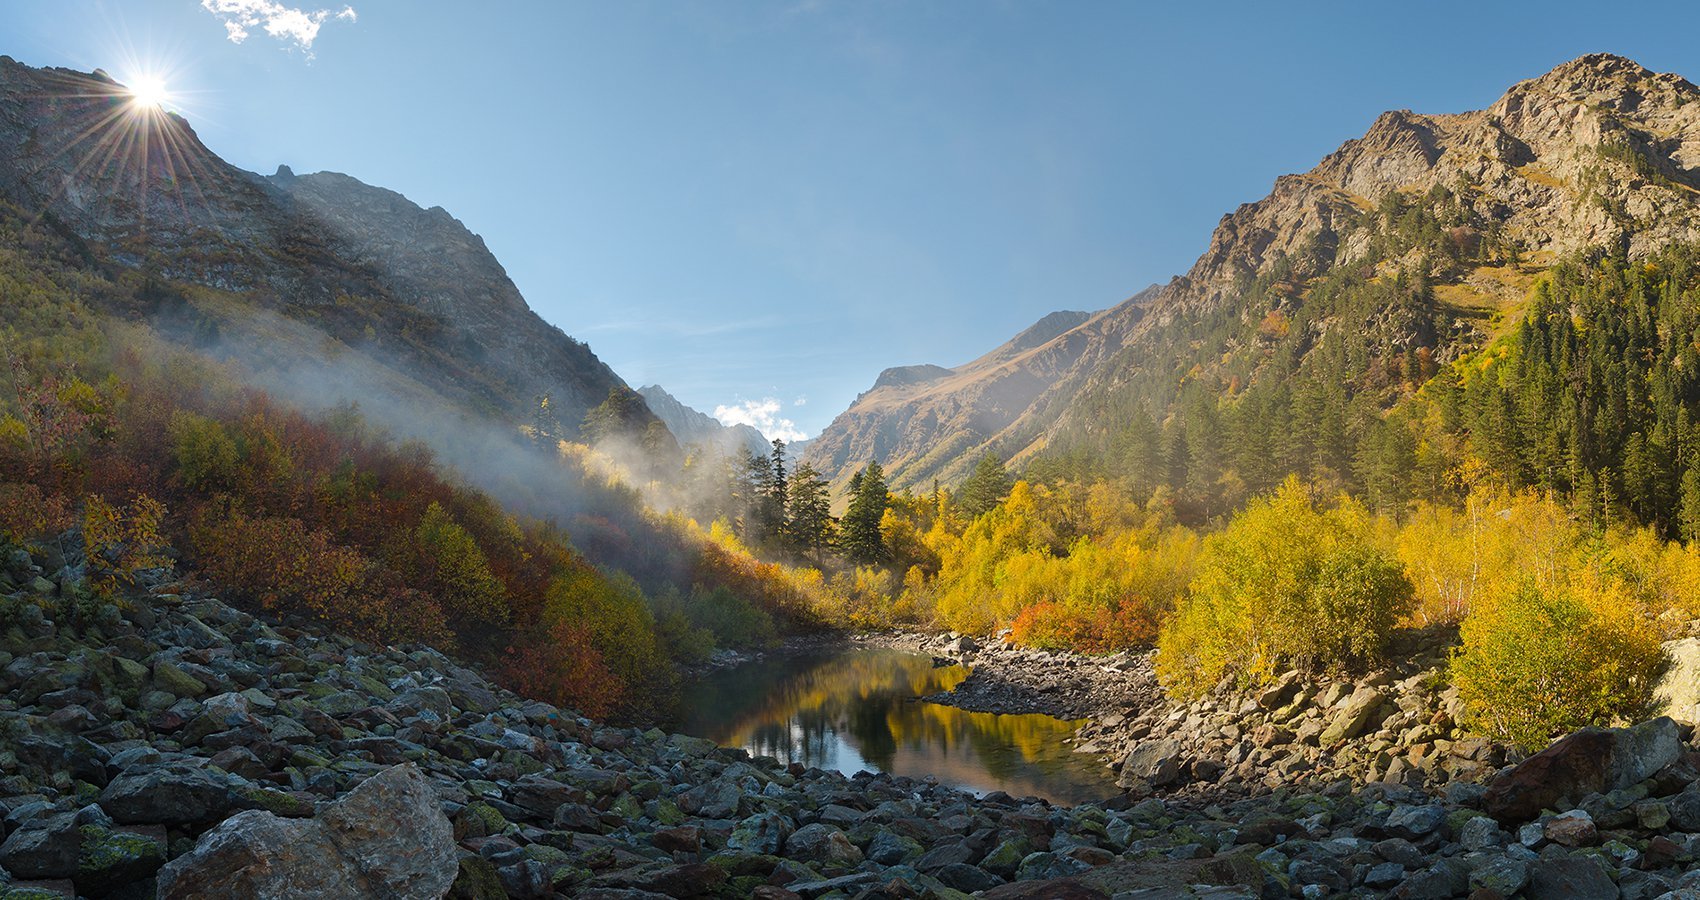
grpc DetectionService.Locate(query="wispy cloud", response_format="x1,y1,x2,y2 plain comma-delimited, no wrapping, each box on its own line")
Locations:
714,398,808,443
200,0,356,54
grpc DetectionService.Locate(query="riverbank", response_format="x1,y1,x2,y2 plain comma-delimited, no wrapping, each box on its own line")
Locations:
11,542,1700,898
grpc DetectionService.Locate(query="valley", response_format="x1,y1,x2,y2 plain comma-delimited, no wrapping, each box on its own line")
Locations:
5,30,1700,900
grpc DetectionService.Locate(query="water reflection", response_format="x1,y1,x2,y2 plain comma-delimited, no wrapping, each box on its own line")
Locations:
676,648,1117,806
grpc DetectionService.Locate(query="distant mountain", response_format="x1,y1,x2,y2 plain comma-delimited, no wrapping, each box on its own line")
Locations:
0,57,667,443
638,385,771,459
808,53,1700,493
803,303,1137,495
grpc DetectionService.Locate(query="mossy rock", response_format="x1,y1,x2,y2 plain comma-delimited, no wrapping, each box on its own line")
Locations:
455,801,510,840
445,854,507,900
653,797,684,826
75,824,164,896
239,786,316,818
150,661,206,698
0,888,72,900
704,850,779,877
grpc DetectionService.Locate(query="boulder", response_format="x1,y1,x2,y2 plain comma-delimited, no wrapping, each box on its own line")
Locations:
1654,637,1700,724
157,764,457,900
1319,687,1388,745
1525,855,1618,900
1116,738,1184,789
98,763,236,827
1484,717,1682,824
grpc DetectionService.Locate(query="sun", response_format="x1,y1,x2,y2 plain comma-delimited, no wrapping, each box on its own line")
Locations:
126,75,171,110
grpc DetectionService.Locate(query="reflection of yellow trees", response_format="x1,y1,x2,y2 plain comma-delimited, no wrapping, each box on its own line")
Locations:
680,650,1113,803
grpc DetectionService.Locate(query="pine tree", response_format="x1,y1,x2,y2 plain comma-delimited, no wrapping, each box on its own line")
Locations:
1681,466,1700,544
841,461,889,564
785,462,834,564
956,453,1011,519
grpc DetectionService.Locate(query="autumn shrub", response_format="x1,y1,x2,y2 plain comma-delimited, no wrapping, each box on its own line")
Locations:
0,482,72,545
412,501,509,627
502,619,622,720
188,510,456,645
167,411,239,489
1450,579,1668,749
81,493,170,590
1155,478,1414,698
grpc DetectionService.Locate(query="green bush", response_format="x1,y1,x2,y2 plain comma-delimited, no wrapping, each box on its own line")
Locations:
1155,478,1413,698
1450,580,1667,749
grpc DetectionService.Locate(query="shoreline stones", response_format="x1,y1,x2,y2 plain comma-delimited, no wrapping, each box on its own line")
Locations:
6,542,1700,898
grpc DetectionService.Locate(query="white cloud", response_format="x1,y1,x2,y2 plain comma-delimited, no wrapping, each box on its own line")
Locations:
714,398,808,443
793,395,808,407
200,0,356,53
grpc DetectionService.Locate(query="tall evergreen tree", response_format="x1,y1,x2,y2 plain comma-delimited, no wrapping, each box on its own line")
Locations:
956,453,1012,519
841,461,889,563
785,462,835,564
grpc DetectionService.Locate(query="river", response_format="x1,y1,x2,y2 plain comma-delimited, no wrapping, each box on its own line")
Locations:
675,647,1118,806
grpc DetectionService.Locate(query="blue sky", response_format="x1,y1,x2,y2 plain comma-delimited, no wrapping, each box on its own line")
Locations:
4,2,1700,438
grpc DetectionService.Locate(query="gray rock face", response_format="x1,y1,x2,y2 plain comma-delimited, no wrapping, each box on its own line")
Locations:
1117,738,1185,789
1654,638,1700,724
156,764,456,900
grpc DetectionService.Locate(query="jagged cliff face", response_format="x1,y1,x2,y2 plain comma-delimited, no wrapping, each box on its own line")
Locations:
0,57,654,436
809,53,1700,491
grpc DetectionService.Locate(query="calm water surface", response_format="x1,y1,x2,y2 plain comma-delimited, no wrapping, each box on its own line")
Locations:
676,648,1118,806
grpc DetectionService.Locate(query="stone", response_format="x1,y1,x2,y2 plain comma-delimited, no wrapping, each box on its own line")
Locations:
783,823,861,868
1525,855,1618,900
1319,687,1388,745
1458,816,1504,851
1116,738,1184,789
0,812,80,879
1383,803,1446,839
152,661,207,698
1015,851,1090,881
1469,855,1529,896
866,831,924,866
1654,637,1700,724
1670,783,1700,831
937,861,1004,892
1364,861,1404,888
98,764,235,827
1484,717,1682,824
1543,809,1598,847
727,813,793,856
75,824,166,896
157,764,457,900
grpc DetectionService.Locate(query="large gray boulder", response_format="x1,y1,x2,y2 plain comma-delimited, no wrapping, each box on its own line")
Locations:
1117,738,1185,789
156,764,456,900
1654,638,1700,724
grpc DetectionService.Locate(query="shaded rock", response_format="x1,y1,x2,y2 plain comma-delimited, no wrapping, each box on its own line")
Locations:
783,823,861,868
157,764,456,900
1544,809,1599,847
727,813,793,856
98,765,235,827
1526,855,1618,900
1484,717,1681,824
74,825,165,897
0,812,80,879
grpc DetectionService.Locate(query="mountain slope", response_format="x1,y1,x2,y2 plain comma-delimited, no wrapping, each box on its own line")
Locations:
0,56,662,439
637,384,772,459
803,304,1134,494
808,53,1700,494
